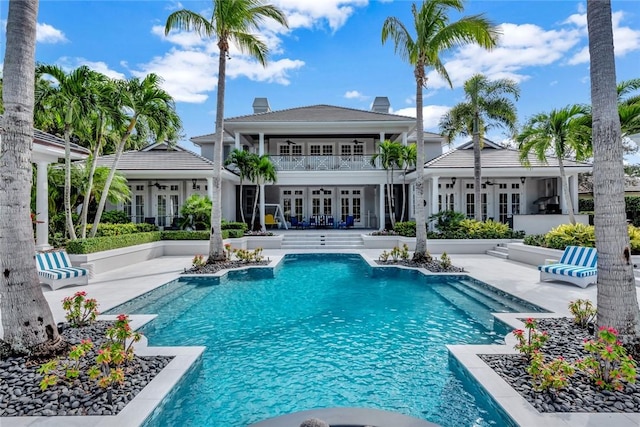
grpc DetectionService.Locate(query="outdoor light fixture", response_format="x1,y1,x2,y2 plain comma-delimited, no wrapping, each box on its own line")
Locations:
520,176,526,184
451,177,457,185
192,179,197,190
286,139,297,145
484,179,495,186
352,139,364,145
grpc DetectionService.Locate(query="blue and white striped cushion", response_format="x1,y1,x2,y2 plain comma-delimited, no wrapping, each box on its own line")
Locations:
538,263,597,278
36,251,72,271
38,267,87,280
558,246,598,268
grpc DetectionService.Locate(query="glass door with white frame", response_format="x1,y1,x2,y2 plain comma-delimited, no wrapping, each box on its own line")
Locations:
281,189,305,222
339,188,363,227
154,183,180,227
497,182,522,223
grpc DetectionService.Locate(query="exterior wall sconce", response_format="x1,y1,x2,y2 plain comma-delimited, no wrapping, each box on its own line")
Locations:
286,139,296,145
192,179,197,190
451,177,457,185
352,139,364,145
520,176,526,184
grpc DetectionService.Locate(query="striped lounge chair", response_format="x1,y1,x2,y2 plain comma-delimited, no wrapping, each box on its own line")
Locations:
36,251,89,291
538,246,597,288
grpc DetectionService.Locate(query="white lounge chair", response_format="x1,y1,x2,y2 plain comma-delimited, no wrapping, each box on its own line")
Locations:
538,246,597,288
36,251,89,291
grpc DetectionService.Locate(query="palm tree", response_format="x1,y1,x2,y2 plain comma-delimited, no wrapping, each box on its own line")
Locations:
381,0,499,261
1,0,62,355
399,143,417,222
516,105,591,224
225,148,254,225
165,0,288,262
439,74,520,221
586,0,640,337
90,74,182,237
249,155,277,232
617,79,640,153
371,140,402,228
35,65,100,240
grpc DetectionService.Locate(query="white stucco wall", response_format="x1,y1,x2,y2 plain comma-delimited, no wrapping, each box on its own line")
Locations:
222,180,236,221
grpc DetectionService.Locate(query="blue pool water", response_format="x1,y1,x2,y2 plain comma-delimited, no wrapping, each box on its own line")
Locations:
107,254,543,426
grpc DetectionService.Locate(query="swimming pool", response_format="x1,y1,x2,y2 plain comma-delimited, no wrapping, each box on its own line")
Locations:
107,254,544,426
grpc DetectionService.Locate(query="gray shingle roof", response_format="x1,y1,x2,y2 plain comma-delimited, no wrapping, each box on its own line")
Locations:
425,147,591,169
0,114,90,155
95,145,214,171
225,104,415,123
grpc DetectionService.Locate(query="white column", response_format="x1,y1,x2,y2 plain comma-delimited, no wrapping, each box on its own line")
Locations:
207,177,214,201
379,183,385,230
402,131,407,146
570,174,578,213
234,132,240,150
431,176,439,218
259,184,266,231
379,132,385,143
259,133,265,156
35,161,51,250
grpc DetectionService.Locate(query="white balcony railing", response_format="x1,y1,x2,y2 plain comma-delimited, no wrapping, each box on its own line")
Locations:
270,155,380,171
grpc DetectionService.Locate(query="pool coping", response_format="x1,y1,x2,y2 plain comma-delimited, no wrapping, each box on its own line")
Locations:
4,252,640,427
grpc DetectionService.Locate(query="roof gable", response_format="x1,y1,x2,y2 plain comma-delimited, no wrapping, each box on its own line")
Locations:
225,104,415,123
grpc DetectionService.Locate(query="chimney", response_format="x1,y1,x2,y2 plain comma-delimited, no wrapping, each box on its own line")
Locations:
252,97,271,114
371,96,390,113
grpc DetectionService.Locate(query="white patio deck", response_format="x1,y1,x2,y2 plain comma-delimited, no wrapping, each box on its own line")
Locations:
2,250,640,427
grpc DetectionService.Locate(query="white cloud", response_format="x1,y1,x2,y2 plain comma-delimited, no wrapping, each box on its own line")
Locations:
57,57,126,80
227,57,304,85
425,22,582,90
344,90,367,100
272,0,368,32
392,105,451,131
36,22,67,44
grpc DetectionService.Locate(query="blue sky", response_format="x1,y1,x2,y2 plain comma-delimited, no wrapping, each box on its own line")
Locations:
1,0,639,156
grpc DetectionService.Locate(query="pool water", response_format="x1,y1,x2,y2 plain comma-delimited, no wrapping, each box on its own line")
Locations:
108,254,543,426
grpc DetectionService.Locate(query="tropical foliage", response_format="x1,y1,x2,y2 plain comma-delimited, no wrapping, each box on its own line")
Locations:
371,140,403,228
381,0,499,261
440,74,520,220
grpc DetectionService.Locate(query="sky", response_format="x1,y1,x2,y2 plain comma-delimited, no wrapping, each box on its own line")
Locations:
1,0,639,158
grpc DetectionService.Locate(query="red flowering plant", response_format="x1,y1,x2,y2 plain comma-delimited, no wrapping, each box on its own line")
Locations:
526,351,576,392
577,326,638,391
513,318,549,361
37,339,94,391
62,291,99,327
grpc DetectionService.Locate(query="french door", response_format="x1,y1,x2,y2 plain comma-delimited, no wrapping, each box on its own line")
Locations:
339,188,363,226
497,183,522,223
282,189,304,221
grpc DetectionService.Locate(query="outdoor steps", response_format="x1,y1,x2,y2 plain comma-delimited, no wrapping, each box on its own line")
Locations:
281,232,364,249
429,283,495,330
486,243,509,259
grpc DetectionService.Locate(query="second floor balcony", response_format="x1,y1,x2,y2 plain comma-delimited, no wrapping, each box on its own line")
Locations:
271,155,381,171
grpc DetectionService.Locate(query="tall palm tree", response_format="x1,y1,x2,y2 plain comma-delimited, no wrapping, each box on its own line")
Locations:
617,79,640,152
165,0,288,262
35,65,100,240
439,74,520,221
381,0,499,261
516,105,591,224
90,74,182,237
249,155,277,232
225,148,254,225
371,140,402,228
1,0,62,355
399,143,417,222
587,0,640,337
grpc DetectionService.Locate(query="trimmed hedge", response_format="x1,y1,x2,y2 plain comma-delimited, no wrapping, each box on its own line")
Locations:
393,218,524,239
160,231,210,240
66,232,162,254
222,221,248,231
524,223,640,254
579,196,640,226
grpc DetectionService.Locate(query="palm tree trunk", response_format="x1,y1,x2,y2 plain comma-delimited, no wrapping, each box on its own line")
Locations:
91,118,137,237
63,125,77,240
558,159,576,224
401,170,408,222
80,125,104,238
239,180,246,224
587,0,640,337
386,170,393,229
1,0,61,354
208,43,227,262
413,73,428,260
250,183,260,231
473,116,482,222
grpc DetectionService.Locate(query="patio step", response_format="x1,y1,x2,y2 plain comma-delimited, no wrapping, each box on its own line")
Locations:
281,233,364,249
486,244,509,259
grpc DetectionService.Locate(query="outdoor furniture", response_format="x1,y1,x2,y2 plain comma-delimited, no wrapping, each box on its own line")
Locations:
290,216,302,229
309,217,317,228
538,246,598,288
265,214,278,228
327,216,335,228
338,215,354,229
36,251,89,291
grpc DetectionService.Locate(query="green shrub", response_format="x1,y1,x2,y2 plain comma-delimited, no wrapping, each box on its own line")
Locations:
393,221,416,237
523,234,546,247
135,223,158,233
100,210,130,224
226,229,244,238
160,230,210,240
458,219,511,239
180,195,212,230
66,232,162,254
429,210,466,234
544,223,595,249
221,221,248,232
579,199,594,212
90,223,139,237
